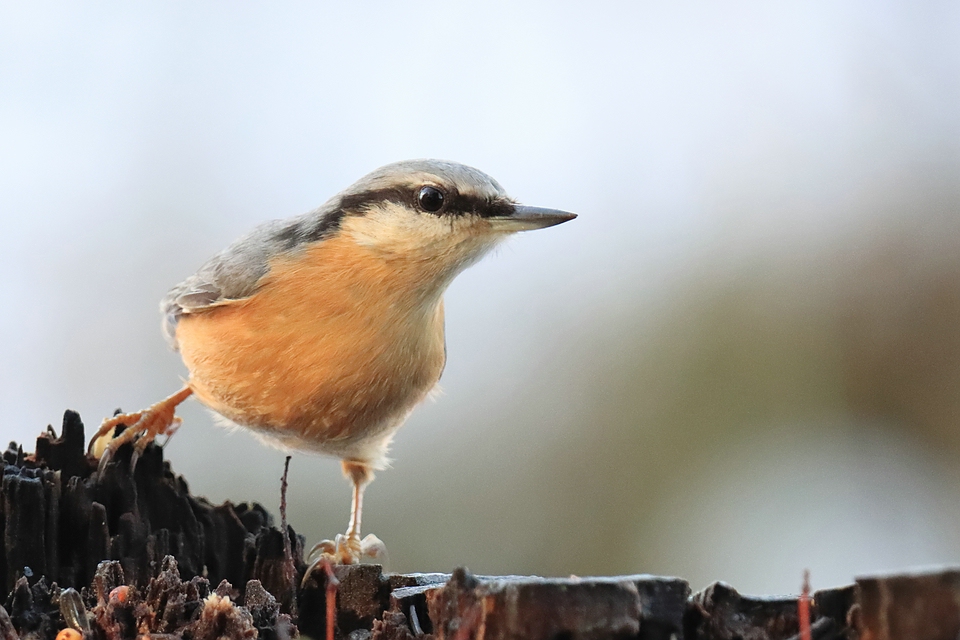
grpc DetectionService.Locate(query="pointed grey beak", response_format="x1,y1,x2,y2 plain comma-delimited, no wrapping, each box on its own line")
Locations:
487,204,578,232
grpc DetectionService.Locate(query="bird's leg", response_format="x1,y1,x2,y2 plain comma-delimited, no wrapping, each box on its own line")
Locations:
303,461,386,580
89,386,193,471
344,461,368,543
342,460,388,560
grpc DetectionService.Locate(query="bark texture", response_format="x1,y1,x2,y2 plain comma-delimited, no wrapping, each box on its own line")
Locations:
0,410,954,639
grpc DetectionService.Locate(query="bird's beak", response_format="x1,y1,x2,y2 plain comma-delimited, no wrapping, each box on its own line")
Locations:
486,204,578,232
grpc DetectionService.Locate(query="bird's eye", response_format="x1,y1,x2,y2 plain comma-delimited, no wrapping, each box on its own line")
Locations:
418,186,445,213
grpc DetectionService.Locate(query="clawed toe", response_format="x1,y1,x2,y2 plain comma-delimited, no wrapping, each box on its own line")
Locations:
89,411,142,458
89,388,192,472
302,534,384,589
306,533,365,565
94,410,176,473
308,538,340,561
302,533,388,586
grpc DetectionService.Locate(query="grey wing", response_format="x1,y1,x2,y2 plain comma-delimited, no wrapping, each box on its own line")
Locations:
161,203,346,349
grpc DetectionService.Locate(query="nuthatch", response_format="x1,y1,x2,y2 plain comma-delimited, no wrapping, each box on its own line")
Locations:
90,159,576,566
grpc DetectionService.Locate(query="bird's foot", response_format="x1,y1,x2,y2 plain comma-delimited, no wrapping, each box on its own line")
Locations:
309,532,387,565
89,388,192,472
301,533,386,587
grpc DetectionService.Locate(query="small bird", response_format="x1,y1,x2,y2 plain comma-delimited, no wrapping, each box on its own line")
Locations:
90,159,576,566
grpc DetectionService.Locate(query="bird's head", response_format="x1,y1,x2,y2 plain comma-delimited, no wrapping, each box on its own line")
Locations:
328,160,576,284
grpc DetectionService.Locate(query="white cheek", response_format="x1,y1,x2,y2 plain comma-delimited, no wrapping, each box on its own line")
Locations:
340,204,440,248
341,204,501,267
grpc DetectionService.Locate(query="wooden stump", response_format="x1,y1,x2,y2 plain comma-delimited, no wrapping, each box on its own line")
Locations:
0,410,956,639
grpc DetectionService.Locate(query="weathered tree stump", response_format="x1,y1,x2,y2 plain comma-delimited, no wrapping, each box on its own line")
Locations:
0,410,956,639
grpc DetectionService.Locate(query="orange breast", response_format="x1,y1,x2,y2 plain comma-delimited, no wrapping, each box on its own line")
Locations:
174,235,447,463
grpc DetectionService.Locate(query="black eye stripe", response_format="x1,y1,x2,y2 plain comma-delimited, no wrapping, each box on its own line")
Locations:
446,193,514,218
338,187,411,213
338,187,514,218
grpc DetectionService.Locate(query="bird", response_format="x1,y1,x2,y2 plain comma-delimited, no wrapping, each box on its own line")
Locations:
89,159,576,567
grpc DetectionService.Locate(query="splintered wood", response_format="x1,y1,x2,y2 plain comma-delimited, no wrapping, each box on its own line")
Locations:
0,410,957,639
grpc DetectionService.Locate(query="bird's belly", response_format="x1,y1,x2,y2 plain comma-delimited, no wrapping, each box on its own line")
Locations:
175,288,446,464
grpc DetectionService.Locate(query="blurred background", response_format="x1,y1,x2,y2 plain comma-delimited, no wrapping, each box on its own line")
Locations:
3,1,960,595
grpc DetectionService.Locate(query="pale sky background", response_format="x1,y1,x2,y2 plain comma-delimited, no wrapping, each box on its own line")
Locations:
2,1,960,595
